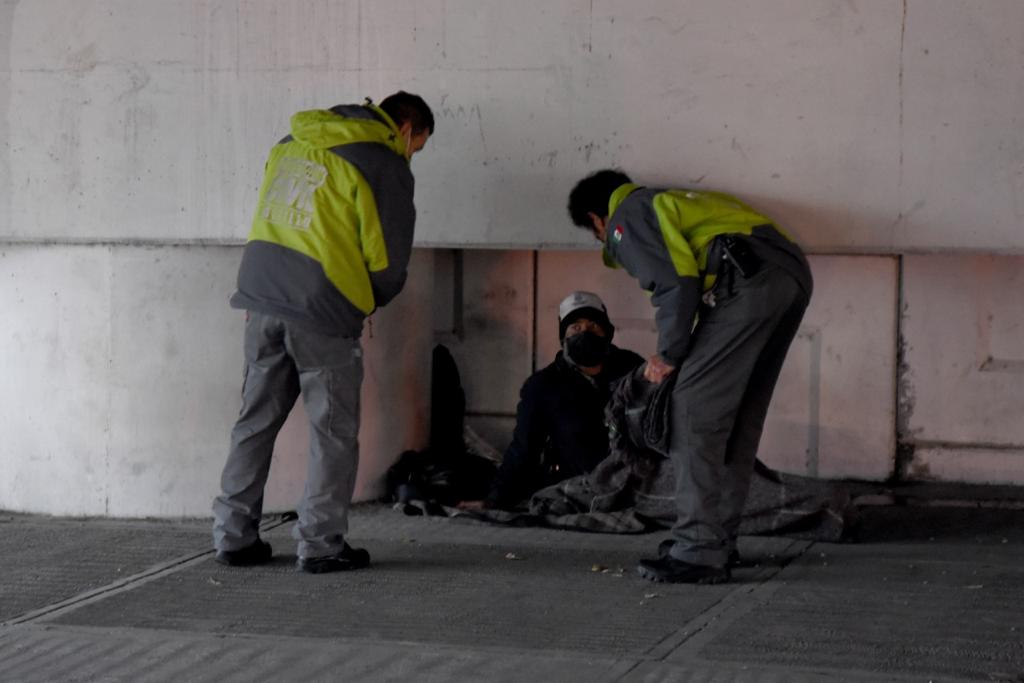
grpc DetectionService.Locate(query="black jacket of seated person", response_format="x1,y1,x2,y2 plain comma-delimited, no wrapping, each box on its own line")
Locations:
486,346,644,509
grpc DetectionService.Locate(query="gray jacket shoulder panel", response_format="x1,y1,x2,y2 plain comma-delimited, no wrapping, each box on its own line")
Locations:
606,190,680,292
607,189,701,365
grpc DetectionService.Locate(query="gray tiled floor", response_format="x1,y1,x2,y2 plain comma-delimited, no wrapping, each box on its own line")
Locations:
1,503,1023,682
0,516,209,622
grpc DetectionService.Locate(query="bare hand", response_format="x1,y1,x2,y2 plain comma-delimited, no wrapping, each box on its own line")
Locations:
643,355,676,384
457,500,488,511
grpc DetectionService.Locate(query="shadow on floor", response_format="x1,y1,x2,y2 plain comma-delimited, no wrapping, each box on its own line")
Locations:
851,504,1024,543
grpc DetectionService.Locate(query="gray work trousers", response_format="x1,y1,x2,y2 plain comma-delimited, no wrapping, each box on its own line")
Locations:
212,311,363,559
667,260,810,567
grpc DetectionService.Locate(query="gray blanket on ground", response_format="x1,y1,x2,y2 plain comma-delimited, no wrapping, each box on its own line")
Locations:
450,368,853,540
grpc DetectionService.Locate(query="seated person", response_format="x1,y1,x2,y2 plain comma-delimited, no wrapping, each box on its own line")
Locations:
460,291,643,510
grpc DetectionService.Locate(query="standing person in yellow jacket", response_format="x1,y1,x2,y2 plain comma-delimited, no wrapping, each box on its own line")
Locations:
213,92,434,574
567,170,813,584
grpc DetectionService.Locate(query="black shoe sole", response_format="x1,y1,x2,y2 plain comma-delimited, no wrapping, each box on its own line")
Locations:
297,561,369,574
214,542,272,567
658,540,747,570
296,552,370,574
636,565,730,585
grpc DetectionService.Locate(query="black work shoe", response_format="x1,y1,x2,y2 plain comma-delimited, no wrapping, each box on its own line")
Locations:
297,543,371,574
637,555,730,584
658,541,754,569
215,539,272,567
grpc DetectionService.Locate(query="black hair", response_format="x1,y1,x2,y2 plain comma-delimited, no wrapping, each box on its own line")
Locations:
567,169,633,228
379,91,435,135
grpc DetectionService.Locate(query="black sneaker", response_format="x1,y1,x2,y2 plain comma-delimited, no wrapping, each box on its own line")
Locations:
297,543,371,574
215,539,272,567
637,555,730,584
658,541,752,569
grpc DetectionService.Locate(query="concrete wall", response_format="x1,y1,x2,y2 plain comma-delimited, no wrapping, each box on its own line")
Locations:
447,248,1024,486
1,1,1022,516
901,255,1024,484
443,251,898,482
0,245,432,516
4,1,1022,250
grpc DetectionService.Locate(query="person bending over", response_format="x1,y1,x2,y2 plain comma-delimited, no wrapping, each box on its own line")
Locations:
567,169,812,585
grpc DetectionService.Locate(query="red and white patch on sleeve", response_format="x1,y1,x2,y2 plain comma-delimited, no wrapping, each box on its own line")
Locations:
612,225,624,243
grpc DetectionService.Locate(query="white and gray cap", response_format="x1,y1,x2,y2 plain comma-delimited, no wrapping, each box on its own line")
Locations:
557,291,614,341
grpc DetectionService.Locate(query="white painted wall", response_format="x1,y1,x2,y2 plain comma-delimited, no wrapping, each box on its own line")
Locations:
4,1,1022,250
901,255,1024,484
0,245,433,516
2,1,1022,516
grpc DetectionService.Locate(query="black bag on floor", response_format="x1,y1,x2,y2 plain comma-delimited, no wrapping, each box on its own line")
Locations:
386,345,496,509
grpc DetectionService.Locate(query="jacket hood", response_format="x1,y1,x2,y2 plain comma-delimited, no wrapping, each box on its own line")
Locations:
289,105,406,156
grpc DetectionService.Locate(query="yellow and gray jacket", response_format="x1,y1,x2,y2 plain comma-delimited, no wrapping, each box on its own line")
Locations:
602,183,811,364
230,103,416,337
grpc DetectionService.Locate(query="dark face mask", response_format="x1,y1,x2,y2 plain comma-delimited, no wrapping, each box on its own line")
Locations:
564,331,611,368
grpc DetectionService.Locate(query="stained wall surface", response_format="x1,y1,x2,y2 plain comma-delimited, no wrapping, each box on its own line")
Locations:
3,1,1022,251
0,245,432,515
2,1,1022,516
